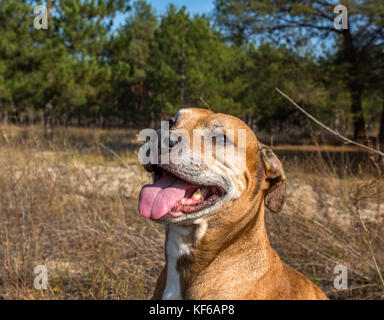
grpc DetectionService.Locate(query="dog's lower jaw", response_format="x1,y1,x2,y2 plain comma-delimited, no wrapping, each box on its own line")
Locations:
150,158,245,224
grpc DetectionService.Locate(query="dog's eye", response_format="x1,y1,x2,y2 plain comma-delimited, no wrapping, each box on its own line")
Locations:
213,135,227,144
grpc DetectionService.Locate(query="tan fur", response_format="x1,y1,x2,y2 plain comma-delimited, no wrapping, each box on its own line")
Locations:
150,108,328,300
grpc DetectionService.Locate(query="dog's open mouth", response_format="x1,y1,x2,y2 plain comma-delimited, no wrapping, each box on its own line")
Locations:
139,164,225,220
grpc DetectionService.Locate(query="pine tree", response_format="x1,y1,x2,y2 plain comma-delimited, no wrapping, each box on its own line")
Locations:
147,5,240,121
214,0,384,138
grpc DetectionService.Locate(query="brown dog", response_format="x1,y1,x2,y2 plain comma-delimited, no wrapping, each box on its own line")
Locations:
138,108,328,300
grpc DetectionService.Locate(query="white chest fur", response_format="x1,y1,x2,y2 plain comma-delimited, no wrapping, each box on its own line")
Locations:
162,225,191,300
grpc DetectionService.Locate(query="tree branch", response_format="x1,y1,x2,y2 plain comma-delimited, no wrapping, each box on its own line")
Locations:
275,88,384,157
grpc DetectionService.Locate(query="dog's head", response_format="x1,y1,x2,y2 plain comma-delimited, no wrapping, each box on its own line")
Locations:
138,108,286,224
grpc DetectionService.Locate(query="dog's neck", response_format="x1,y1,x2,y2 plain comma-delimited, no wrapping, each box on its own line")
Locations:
162,193,273,300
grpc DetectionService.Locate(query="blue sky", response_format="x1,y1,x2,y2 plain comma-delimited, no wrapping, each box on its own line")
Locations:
149,0,215,15
113,0,215,29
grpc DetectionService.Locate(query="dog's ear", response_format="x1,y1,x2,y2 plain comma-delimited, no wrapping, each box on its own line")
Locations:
259,144,286,213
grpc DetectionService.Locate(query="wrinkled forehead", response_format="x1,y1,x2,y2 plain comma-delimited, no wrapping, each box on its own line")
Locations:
174,108,258,145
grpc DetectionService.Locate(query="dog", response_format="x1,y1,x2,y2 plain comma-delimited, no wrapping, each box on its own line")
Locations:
138,108,328,300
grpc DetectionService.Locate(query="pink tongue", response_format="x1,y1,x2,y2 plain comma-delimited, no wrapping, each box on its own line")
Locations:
139,174,197,219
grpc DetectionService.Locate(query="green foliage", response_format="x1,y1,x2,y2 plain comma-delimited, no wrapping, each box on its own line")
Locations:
147,5,240,117
0,0,382,137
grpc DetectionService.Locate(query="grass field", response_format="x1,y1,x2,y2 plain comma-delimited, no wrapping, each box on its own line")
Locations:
0,125,383,299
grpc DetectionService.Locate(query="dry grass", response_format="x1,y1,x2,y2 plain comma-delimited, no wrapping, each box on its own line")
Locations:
0,125,161,299
268,152,384,300
0,125,383,300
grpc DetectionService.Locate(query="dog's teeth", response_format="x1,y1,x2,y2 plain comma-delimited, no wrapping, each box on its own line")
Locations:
180,198,186,204
191,188,203,200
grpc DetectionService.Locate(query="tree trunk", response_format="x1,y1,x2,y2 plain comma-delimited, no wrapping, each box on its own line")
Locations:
180,47,185,107
350,84,365,139
2,110,8,125
150,111,155,128
43,101,53,139
342,28,366,139
379,100,384,143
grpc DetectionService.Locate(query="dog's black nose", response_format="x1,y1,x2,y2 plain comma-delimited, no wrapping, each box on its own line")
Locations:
169,133,180,148
156,129,180,151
